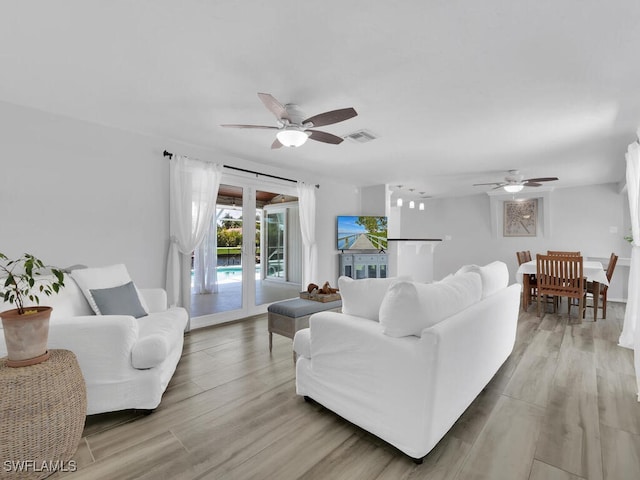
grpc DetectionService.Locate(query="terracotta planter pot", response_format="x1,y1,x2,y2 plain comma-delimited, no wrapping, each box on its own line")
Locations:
0,306,52,367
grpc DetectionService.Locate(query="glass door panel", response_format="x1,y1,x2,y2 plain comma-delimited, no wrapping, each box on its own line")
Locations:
190,183,244,318
379,264,387,278
266,211,285,279
255,191,302,307
368,264,377,278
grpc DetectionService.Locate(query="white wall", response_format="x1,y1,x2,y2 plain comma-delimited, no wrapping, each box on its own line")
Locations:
0,102,169,286
316,183,360,284
359,184,386,216
398,184,632,299
0,102,359,290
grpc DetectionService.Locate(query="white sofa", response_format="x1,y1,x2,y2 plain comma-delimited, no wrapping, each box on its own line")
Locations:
0,264,188,415
294,262,521,461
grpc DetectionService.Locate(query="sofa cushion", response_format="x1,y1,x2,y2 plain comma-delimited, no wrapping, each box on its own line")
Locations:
90,281,147,318
132,308,187,369
379,272,482,337
456,261,509,298
338,276,403,321
71,264,149,315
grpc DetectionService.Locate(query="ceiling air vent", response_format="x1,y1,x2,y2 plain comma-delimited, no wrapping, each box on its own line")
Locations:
345,129,378,143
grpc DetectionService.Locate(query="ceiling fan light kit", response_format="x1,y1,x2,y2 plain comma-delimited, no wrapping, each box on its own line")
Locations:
503,184,524,193
276,128,309,147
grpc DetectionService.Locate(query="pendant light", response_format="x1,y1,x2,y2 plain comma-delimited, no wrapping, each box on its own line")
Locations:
395,185,404,207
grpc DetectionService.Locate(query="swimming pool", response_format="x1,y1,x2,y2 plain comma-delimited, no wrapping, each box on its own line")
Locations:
191,266,261,285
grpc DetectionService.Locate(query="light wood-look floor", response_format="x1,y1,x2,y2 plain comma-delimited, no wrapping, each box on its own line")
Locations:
52,302,640,480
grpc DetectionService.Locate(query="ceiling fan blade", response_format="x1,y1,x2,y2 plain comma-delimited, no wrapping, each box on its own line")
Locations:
271,138,283,149
523,181,543,187
220,124,278,129
307,130,344,145
258,93,289,120
303,107,357,128
472,182,504,187
522,177,558,183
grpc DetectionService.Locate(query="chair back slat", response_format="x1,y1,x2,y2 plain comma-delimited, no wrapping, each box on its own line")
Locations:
547,250,581,256
536,254,585,299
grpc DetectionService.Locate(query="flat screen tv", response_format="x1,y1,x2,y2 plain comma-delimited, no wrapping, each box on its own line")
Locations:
337,216,388,251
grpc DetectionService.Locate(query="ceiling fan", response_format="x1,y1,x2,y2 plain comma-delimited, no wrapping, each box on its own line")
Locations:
221,93,357,149
473,170,559,193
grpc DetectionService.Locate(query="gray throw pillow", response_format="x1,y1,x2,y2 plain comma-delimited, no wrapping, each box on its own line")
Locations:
90,281,147,318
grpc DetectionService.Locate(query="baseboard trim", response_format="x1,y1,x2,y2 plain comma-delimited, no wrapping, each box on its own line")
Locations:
608,297,627,303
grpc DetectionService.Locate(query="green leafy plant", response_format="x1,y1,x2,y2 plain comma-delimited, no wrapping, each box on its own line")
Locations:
0,253,65,315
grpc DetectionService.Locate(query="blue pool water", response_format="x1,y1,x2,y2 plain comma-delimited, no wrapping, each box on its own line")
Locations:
217,266,260,274
191,266,261,286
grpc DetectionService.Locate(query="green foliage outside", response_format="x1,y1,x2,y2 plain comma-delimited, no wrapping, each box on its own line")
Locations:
217,228,242,247
219,213,242,229
215,213,261,253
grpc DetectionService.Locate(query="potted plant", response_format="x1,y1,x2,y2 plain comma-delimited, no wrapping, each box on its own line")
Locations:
0,252,65,367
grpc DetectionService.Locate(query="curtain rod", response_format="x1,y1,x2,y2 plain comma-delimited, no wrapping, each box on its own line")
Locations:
163,150,319,188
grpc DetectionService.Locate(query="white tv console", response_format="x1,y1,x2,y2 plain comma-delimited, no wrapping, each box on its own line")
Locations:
338,252,388,279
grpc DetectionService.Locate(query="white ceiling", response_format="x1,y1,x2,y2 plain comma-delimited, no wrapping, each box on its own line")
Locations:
2,1,639,197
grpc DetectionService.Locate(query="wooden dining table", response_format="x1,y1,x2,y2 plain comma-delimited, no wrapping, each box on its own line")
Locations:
516,259,609,319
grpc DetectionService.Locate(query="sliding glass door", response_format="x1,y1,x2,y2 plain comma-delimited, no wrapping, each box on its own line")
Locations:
190,176,302,328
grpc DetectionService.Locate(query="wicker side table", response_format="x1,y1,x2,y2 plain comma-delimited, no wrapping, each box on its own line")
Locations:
0,349,87,479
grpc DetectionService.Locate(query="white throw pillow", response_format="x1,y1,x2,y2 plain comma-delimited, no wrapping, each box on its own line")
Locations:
379,272,482,337
70,264,149,315
456,261,509,298
338,276,404,321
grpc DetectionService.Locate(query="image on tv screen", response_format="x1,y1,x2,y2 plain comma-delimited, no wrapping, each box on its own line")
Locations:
337,216,388,250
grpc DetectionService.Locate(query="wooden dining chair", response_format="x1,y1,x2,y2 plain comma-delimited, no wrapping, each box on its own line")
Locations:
547,250,581,256
536,254,585,320
516,250,532,265
516,251,536,310
584,252,618,320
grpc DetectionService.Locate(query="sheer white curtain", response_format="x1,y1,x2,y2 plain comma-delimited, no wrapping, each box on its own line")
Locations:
193,210,222,294
297,182,317,288
619,139,640,401
166,155,222,320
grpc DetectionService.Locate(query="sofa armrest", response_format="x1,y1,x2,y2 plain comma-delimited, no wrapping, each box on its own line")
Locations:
296,312,436,455
420,283,521,438
303,311,435,410
139,288,168,313
46,315,140,377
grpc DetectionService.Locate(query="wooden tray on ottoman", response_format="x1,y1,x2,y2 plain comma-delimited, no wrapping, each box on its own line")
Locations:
299,291,341,302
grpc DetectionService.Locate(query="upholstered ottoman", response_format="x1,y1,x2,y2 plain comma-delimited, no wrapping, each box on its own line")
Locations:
267,298,342,352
